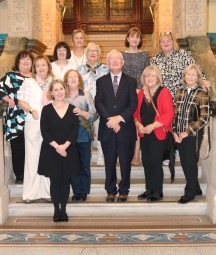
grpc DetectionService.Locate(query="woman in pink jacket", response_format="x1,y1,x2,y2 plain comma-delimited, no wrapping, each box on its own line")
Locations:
134,65,174,202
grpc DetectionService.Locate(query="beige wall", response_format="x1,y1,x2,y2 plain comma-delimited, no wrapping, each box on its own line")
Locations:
0,0,7,33
0,1,216,35
207,0,216,32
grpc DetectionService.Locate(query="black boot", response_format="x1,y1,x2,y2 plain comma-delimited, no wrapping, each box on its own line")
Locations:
53,209,61,223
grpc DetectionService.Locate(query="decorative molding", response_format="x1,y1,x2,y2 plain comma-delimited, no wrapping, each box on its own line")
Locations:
11,0,29,33
32,0,42,40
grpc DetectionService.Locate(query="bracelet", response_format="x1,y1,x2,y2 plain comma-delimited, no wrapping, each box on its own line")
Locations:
152,123,155,129
29,108,33,114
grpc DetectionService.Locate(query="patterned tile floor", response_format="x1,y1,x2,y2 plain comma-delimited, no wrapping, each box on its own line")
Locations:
0,216,216,245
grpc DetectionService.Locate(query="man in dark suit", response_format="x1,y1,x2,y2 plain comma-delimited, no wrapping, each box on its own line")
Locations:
95,49,137,202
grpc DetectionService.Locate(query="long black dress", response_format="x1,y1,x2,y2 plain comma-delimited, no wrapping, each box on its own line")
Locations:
38,103,80,178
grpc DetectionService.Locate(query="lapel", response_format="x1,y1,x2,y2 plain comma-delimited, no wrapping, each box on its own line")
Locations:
106,73,116,99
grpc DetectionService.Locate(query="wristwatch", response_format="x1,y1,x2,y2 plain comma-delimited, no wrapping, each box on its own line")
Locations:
29,108,33,114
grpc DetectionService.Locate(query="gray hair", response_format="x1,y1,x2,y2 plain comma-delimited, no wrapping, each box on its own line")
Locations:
85,42,101,56
106,49,123,62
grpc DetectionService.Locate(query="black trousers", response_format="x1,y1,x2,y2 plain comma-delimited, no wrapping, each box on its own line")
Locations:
50,177,71,213
140,132,165,196
177,130,203,197
101,134,135,195
10,133,25,180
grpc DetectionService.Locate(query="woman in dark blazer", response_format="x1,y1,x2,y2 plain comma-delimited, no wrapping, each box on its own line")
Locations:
38,79,79,222
134,65,174,202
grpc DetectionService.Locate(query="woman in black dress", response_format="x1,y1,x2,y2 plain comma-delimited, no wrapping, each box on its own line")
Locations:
38,79,80,222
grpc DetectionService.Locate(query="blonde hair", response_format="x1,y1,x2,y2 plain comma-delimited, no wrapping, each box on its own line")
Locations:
181,64,203,86
159,32,179,51
63,69,84,91
141,65,162,87
71,29,86,41
32,55,53,78
85,42,101,56
47,79,69,100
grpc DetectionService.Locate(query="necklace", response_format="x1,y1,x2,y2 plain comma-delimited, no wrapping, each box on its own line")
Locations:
73,50,85,68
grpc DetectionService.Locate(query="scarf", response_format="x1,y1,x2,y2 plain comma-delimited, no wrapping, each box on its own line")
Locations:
35,75,52,107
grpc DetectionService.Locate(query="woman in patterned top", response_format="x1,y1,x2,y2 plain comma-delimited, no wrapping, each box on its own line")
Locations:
150,32,210,98
122,27,150,166
65,69,98,202
18,55,53,203
78,42,109,165
122,27,150,89
173,64,209,204
0,50,34,184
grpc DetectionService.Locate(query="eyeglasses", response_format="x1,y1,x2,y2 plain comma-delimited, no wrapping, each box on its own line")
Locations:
160,32,172,35
88,50,99,53
109,57,122,61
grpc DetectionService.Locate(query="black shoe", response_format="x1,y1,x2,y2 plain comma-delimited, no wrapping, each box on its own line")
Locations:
53,211,61,223
117,194,128,202
147,194,163,203
106,194,116,202
178,196,194,204
80,194,87,201
61,211,68,222
15,179,23,184
72,194,81,202
195,190,202,197
147,196,162,203
138,191,152,200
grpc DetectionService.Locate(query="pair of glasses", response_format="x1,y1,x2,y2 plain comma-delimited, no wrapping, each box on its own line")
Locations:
160,32,172,35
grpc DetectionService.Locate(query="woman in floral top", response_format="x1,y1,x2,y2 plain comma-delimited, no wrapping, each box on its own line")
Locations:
65,69,98,202
0,50,33,184
78,42,109,165
150,32,210,98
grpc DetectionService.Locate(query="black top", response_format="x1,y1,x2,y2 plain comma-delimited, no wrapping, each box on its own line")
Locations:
140,87,163,126
38,103,80,178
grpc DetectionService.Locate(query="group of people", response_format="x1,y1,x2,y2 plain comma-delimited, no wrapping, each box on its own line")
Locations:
0,27,210,222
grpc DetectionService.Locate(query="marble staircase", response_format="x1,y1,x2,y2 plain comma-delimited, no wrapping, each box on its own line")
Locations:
8,150,207,218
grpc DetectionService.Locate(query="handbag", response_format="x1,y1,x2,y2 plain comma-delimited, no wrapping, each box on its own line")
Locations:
147,87,175,183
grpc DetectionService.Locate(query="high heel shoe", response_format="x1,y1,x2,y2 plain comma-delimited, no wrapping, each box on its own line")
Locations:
53,211,61,223
61,211,68,222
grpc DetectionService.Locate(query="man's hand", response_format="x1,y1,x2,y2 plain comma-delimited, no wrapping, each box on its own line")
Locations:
106,115,122,129
112,123,121,133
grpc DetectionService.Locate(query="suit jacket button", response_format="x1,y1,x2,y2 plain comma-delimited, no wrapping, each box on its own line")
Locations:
114,105,116,108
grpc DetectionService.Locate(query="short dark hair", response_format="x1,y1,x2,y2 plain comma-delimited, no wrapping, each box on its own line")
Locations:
53,41,71,60
125,27,143,49
12,50,34,71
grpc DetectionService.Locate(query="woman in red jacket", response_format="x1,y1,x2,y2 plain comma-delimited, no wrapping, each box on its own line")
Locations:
134,65,174,202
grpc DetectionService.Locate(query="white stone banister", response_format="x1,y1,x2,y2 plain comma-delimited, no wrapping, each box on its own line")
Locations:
0,118,9,224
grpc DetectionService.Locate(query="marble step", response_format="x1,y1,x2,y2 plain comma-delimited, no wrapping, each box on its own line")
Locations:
9,195,207,217
8,181,207,198
8,165,206,197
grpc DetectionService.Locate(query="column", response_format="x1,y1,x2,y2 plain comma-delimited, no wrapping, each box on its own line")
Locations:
0,118,9,225
151,0,207,52
6,0,63,55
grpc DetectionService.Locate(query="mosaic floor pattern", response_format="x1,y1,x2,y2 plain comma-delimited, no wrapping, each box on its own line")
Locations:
0,216,216,246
